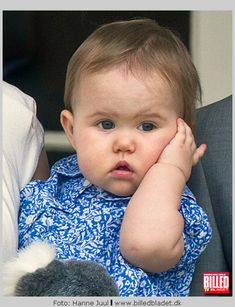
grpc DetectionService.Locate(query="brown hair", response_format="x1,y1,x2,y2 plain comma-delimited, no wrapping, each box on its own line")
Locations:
64,18,201,130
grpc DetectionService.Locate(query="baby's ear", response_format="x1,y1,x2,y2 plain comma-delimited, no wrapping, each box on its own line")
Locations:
60,110,76,149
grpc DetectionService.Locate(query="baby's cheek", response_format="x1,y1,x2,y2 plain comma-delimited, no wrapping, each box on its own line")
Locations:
76,152,91,175
150,145,166,161
145,138,172,165
77,153,102,184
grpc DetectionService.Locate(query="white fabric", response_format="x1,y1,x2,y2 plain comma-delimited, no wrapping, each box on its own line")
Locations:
2,81,44,263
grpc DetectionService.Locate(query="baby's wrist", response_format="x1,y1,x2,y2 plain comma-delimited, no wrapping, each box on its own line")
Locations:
156,162,187,183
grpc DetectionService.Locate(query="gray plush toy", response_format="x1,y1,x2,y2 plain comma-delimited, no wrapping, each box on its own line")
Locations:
3,241,119,296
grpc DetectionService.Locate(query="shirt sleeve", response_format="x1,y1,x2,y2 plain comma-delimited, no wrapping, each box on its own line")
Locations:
3,81,44,188
175,186,212,269
2,81,44,262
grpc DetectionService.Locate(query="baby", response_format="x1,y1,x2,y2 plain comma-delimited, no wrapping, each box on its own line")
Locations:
18,19,212,296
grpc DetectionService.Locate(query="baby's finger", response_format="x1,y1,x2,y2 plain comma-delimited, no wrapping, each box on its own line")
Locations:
193,144,207,165
191,141,197,153
172,118,186,144
184,122,194,146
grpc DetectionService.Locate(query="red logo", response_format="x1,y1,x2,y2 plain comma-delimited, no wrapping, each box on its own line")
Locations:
203,272,230,294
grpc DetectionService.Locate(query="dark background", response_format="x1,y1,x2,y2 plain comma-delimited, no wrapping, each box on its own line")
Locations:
3,11,190,166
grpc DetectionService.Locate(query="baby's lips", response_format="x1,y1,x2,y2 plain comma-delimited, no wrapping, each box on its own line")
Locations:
113,161,133,172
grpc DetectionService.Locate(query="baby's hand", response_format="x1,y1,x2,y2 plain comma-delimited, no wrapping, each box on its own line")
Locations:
158,118,206,181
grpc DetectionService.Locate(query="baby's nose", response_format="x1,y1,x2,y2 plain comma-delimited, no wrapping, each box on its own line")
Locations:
112,134,136,153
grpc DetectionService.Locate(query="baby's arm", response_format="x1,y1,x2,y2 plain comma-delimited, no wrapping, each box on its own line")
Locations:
120,119,206,273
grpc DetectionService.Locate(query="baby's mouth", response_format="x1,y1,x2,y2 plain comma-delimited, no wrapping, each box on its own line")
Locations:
111,161,134,178
113,161,132,171
116,165,130,171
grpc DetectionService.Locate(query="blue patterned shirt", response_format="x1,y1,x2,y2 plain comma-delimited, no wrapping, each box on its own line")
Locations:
18,154,212,296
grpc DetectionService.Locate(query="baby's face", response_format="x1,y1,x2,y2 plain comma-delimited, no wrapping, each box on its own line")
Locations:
67,68,181,196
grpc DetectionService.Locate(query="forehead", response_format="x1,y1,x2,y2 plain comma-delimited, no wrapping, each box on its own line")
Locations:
73,66,182,114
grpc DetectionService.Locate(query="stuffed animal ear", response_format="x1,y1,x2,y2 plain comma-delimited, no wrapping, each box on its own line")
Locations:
14,259,119,296
3,241,56,296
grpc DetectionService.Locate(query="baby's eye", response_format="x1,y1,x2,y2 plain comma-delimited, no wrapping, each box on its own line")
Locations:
138,122,157,132
98,120,115,130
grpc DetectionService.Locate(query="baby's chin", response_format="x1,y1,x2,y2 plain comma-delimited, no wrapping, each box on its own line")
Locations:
84,174,140,197
102,184,138,197
110,190,134,197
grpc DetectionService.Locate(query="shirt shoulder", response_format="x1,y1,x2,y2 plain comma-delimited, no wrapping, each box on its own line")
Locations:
180,185,211,231
175,185,212,268
181,185,196,201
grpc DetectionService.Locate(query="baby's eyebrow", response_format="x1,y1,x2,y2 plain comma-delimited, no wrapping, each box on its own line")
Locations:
87,111,118,119
133,112,164,120
87,110,164,121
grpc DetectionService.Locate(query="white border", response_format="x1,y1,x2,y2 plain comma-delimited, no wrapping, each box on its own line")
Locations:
0,0,235,10
1,1,234,307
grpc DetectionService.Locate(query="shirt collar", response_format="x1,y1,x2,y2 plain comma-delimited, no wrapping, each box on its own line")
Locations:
50,154,130,201
51,154,194,202
51,154,81,177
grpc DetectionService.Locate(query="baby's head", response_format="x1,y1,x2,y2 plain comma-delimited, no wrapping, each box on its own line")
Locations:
61,19,201,196
64,18,201,131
